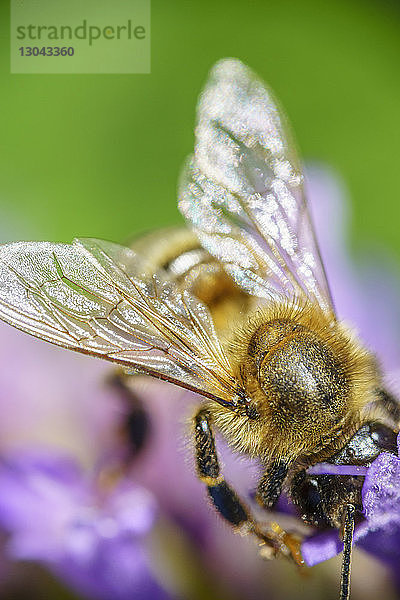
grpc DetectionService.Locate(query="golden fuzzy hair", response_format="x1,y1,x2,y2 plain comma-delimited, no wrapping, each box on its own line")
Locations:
207,297,380,466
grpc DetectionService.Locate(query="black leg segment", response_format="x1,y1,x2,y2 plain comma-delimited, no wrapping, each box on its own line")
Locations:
194,409,249,527
194,409,221,483
109,372,151,456
193,409,303,564
256,460,289,509
208,482,248,526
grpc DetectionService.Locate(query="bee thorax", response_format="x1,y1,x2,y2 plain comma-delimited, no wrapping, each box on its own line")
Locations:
226,300,379,460
261,330,348,418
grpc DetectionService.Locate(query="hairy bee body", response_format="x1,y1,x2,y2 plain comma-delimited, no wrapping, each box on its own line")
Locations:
129,226,251,331
130,228,379,467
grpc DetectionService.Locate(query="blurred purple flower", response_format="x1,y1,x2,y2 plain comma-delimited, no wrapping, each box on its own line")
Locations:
0,449,167,600
0,320,171,598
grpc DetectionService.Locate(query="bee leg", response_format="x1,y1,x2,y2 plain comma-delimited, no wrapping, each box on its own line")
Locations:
375,388,400,427
256,461,289,509
108,371,151,456
194,409,302,563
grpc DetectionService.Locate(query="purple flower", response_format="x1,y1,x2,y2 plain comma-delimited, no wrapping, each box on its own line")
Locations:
0,323,121,461
0,449,168,600
302,433,400,571
360,434,400,574
0,321,171,598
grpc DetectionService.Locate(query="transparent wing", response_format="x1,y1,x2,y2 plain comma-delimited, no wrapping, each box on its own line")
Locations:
0,238,240,409
179,58,334,313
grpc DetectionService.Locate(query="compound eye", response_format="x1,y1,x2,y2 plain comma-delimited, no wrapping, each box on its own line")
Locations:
369,423,398,455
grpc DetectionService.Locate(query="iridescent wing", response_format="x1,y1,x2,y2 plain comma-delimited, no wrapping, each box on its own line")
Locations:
179,58,334,313
0,238,240,409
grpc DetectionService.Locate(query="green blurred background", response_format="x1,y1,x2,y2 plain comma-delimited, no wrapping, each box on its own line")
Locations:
1,0,400,257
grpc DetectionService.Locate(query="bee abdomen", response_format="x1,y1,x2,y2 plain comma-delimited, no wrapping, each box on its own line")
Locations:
130,226,249,330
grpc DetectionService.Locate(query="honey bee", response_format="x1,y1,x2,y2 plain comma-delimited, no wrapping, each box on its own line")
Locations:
0,59,398,599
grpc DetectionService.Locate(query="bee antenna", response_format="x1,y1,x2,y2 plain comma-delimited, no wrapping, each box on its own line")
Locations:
340,504,356,600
